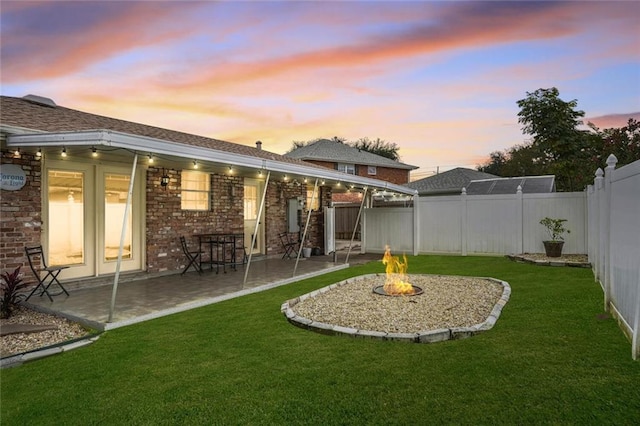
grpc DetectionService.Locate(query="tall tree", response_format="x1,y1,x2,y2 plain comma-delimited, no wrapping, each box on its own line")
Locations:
516,87,589,191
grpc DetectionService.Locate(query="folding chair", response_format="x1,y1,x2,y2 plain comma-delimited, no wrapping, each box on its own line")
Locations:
24,245,70,302
278,232,298,259
180,236,203,275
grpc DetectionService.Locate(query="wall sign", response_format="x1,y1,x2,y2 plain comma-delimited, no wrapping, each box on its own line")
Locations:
0,164,27,191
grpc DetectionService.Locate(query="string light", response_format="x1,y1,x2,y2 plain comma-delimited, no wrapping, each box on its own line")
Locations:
36,148,42,158
13,148,20,157
193,160,198,169
148,154,154,164
91,147,98,157
228,165,234,174
61,147,67,158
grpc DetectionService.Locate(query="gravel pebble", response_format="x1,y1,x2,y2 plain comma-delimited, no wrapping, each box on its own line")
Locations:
1,306,88,358
291,274,504,334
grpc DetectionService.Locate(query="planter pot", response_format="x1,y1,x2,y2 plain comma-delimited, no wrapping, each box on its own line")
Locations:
302,247,312,258
543,241,564,258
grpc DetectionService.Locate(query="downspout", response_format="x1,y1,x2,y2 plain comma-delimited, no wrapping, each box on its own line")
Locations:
244,171,270,285
293,178,318,277
108,153,138,323
345,187,368,264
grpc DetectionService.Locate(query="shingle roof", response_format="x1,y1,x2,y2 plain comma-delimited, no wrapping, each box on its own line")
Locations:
284,138,417,170
0,95,299,165
466,175,556,195
406,168,498,195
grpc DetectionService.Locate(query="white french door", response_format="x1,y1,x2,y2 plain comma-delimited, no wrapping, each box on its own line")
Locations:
44,160,144,280
243,178,264,255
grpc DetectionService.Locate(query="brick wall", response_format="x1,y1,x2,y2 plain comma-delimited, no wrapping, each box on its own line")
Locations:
146,169,331,272
0,150,42,282
145,168,245,273
302,160,410,184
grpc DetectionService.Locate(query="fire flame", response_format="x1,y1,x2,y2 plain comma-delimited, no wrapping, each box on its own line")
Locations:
381,245,415,295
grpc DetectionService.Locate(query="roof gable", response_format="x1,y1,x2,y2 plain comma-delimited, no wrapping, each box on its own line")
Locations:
406,168,498,195
284,139,417,170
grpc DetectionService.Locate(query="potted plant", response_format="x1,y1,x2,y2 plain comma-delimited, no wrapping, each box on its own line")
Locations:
539,217,570,257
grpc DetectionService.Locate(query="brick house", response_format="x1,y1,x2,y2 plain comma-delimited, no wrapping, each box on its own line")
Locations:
284,139,417,204
0,95,416,284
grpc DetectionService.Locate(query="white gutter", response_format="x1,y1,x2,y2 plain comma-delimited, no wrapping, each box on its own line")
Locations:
7,130,417,197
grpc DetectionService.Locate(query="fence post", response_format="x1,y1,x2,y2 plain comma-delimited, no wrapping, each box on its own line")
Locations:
603,154,618,311
461,187,468,256
594,168,604,283
413,193,419,256
516,185,523,255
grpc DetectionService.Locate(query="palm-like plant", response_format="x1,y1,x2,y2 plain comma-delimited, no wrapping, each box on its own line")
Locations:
1,266,28,319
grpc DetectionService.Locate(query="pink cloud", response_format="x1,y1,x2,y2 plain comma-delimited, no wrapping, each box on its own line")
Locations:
586,113,640,130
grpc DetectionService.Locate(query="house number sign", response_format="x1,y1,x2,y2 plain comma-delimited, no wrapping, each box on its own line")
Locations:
0,164,27,191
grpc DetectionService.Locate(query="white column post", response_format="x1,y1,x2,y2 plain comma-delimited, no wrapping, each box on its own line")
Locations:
345,187,367,264
413,193,419,256
294,178,318,276
516,185,523,255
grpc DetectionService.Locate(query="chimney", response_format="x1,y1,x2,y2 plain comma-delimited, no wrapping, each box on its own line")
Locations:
256,140,262,150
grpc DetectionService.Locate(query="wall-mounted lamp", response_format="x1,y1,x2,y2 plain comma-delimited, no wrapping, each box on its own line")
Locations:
160,169,170,190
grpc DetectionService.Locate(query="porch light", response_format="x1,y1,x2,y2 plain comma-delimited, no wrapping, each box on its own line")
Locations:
13,148,20,157
160,169,170,189
61,147,67,157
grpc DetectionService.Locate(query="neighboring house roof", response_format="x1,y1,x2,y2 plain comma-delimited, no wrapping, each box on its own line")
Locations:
406,167,499,195
0,95,417,196
466,175,556,195
284,138,418,170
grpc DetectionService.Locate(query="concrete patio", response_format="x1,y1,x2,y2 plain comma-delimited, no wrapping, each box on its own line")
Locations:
24,249,381,331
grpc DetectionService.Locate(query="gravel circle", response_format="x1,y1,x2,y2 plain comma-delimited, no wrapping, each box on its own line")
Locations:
291,274,505,334
1,306,89,358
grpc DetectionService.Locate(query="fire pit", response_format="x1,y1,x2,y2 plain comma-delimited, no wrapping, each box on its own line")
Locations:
373,246,423,296
372,285,423,296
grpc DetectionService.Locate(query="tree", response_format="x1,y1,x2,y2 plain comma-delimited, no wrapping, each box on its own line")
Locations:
516,87,590,191
587,118,640,169
351,137,400,161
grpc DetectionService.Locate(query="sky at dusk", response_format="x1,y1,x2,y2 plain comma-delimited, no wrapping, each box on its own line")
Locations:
1,0,639,179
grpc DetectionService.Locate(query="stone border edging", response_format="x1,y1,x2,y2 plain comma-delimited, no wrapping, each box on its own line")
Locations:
281,274,511,343
506,254,591,268
0,334,101,369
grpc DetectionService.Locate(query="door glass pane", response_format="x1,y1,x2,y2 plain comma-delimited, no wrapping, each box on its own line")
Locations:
105,174,132,261
244,185,257,220
48,170,84,266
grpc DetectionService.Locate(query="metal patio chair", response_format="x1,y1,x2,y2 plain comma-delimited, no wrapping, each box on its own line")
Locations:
180,236,203,275
278,232,298,259
24,245,70,302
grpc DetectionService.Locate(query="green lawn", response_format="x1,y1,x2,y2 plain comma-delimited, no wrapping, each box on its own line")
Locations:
2,256,639,425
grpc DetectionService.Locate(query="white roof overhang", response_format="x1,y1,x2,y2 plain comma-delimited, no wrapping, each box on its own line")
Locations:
5,128,417,197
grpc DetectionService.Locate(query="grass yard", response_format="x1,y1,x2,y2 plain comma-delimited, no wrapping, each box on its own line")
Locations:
1,256,639,425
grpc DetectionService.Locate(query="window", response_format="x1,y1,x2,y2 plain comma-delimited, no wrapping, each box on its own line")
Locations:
181,170,210,210
337,163,355,175
367,166,377,175
306,187,320,211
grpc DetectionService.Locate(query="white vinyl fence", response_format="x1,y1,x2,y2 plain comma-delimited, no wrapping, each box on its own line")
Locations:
587,156,640,360
363,190,587,256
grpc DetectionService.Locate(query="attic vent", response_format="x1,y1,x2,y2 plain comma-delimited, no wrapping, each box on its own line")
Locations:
22,94,57,108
